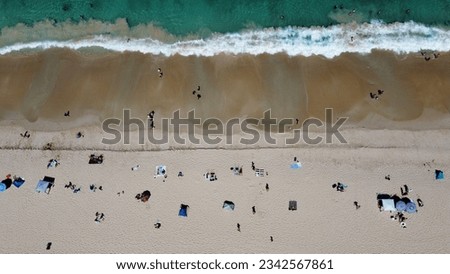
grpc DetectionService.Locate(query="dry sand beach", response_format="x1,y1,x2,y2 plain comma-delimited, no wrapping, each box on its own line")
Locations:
0,49,450,253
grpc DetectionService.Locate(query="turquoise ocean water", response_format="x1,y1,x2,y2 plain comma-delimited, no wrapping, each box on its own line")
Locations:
0,0,449,57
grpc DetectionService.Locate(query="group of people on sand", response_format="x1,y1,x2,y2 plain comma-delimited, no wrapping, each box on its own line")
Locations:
421,51,439,61
20,131,31,138
64,181,81,193
147,111,156,128
95,212,105,223
369,89,384,100
192,85,202,100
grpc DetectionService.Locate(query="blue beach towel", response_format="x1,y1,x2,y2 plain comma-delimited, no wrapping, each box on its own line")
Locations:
35,180,49,193
13,178,25,188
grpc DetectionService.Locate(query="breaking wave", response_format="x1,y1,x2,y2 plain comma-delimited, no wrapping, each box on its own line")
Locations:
1,20,449,58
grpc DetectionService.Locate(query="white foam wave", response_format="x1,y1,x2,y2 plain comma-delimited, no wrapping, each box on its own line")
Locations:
1,21,449,58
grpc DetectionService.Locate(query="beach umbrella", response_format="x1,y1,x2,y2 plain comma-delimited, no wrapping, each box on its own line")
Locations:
395,200,407,212
406,202,417,213
223,200,235,211
290,162,302,169
0,182,6,192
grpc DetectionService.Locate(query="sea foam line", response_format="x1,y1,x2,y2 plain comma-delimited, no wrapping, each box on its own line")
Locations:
0,21,449,58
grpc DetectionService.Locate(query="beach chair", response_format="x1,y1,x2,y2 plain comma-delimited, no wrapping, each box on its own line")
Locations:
255,168,265,177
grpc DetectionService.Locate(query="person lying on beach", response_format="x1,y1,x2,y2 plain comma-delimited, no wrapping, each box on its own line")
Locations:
417,198,424,207
95,212,105,223
64,110,70,117
90,184,97,192
401,184,409,196
154,222,161,229
336,182,345,192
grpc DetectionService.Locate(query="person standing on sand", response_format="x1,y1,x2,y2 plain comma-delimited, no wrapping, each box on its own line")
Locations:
265,183,269,191
237,223,241,232
252,206,256,214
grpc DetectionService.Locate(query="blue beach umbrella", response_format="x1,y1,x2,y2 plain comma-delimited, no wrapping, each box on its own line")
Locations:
406,202,417,213
396,200,407,212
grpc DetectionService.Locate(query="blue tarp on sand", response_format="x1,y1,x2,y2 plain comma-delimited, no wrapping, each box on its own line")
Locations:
35,180,49,193
435,169,444,180
179,204,188,217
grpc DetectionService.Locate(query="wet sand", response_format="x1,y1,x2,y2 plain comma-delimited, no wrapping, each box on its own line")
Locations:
1,49,449,134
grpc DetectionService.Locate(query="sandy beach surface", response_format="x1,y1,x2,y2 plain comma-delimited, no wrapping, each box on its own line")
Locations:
0,49,449,254
0,143,449,253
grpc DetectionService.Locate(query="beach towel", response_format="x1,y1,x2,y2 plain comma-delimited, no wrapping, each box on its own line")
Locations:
13,178,25,188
